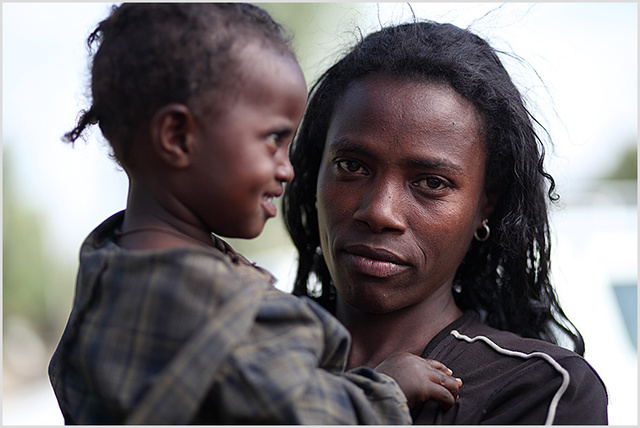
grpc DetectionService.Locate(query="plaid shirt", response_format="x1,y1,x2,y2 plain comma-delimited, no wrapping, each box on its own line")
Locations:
49,212,410,424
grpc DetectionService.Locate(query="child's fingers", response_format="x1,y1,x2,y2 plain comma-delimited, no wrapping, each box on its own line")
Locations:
423,359,463,387
423,358,454,375
419,376,458,411
431,367,461,397
376,353,462,409
432,385,457,411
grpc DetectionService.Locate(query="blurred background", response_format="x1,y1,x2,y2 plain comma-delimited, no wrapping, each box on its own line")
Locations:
3,2,637,425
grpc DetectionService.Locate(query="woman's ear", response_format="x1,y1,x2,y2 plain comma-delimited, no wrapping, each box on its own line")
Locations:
479,180,501,221
150,104,196,168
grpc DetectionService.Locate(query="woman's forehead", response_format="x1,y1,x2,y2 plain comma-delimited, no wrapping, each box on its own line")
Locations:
331,76,482,139
324,76,487,176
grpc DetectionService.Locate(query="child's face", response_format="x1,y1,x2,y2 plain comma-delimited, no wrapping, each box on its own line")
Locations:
187,43,307,239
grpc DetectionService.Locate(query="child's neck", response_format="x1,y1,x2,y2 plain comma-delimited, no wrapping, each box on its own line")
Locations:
119,184,214,250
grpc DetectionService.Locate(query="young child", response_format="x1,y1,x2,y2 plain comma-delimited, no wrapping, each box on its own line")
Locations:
48,4,461,424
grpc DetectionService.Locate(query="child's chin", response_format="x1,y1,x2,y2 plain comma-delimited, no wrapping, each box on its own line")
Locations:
240,223,266,240
245,230,263,240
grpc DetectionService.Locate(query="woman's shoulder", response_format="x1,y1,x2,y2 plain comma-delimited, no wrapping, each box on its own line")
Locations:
420,310,608,424
436,311,605,384
452,311,579,359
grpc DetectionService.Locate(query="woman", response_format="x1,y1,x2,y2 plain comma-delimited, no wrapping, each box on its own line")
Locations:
283,21,608,424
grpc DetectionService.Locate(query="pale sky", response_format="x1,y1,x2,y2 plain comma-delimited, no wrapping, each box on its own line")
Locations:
2,4,637,424
3,2,637,262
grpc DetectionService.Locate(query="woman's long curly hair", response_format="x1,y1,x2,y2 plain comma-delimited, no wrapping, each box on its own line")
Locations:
283,21,585,355
63,3,292,167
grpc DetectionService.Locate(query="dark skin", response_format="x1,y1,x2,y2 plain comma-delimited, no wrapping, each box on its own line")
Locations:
376,353,461,409
118,104,217,250
116,47,460,410
117,42,307,250
316,75,496,407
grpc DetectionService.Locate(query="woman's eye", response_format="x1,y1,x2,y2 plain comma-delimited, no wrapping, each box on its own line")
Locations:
415,177,449,191
336,159,366,174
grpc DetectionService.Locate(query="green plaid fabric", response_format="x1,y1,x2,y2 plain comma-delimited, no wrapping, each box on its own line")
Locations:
49,212,410,424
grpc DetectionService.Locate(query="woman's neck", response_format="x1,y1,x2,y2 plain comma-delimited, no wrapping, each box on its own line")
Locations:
336,290,462,370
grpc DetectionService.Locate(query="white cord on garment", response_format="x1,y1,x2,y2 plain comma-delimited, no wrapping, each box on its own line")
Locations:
450,330,571,425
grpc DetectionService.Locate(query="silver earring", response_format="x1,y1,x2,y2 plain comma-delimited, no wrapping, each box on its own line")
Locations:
474,219,490,242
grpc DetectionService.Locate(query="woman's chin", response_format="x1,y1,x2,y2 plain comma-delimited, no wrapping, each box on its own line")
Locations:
340,292,404,315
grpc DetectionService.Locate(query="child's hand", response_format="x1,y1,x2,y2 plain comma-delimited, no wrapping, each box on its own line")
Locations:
375,353,462,409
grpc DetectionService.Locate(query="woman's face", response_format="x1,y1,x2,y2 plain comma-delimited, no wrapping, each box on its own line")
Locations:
316,75,493,314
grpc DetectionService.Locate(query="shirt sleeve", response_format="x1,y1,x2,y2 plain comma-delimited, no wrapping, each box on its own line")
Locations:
54,237,410,425
195,289,411,424
549,357,608,424
479,356,608,425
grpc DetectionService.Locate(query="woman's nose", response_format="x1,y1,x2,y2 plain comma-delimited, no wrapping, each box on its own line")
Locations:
353,181,406,233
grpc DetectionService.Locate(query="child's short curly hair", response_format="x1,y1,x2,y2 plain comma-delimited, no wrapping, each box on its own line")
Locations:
65,3,292,166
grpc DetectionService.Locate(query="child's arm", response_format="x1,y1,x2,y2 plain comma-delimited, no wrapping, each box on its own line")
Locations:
195,295,415,425
121,263,414,425
375,353,462,409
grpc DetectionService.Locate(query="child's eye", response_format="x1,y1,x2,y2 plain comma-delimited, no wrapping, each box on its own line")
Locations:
336,159,367,175
266,133,280,146
265,130,292,151
264,132,285,154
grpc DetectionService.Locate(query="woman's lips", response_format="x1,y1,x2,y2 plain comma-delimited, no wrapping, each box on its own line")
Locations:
343,245,410,278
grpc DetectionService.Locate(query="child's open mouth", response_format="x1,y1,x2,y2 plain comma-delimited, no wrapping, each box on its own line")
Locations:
262,194,277,218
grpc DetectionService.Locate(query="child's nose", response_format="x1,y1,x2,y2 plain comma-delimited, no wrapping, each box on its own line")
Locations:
276,156,295,183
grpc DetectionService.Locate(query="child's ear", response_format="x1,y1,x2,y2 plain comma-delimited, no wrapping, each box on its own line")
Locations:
150,104,197,168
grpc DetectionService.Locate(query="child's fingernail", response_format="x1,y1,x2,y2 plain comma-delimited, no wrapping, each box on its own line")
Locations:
446,368,453,375
456,377,463,386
